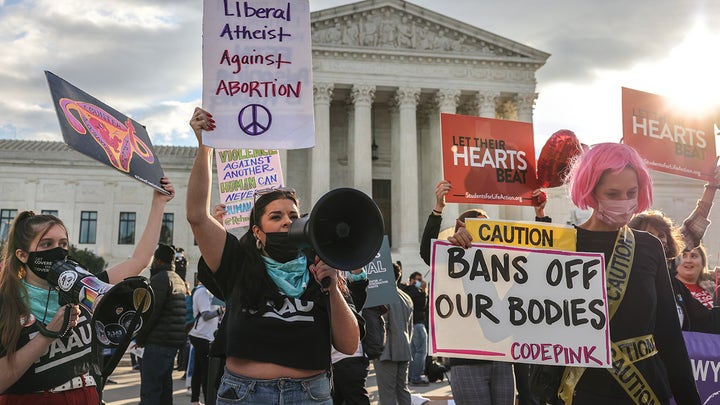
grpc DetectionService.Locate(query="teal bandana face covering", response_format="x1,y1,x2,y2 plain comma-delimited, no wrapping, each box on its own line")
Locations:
263,254,309,298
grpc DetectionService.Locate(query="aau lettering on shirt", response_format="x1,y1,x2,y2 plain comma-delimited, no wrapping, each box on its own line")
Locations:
251,297,315,322
32,314,93,373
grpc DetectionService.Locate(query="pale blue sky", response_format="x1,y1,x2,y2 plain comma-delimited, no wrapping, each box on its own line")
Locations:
1,0,718,151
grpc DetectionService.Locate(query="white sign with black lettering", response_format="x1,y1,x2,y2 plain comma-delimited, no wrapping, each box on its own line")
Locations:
429,240,611,368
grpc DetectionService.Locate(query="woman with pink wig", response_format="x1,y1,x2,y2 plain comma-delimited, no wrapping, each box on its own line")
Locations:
549,143,700,404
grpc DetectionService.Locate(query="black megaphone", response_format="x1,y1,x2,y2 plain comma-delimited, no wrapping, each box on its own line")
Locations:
288,188,385,277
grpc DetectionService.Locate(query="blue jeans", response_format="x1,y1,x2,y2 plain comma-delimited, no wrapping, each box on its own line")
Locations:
140,344,178,405
409,323,427,382
216,368,332,405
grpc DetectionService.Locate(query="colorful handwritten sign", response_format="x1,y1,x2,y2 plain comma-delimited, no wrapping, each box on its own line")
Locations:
202,0,314,149
464,218,577,252
622,87,717,181
441,113,539,206
45,71,168,194
429,240,610,367
361,236,400,308
215,148,283,229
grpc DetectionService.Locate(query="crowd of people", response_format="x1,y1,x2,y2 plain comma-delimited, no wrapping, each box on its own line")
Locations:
0,105,718,405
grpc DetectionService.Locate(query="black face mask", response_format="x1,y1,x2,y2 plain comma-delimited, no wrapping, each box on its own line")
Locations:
26,247,68,279
263,232,300,263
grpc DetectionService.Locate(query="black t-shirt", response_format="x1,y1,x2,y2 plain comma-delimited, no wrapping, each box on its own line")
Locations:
571,227,699,404
0,272,109,394
198,232,363,371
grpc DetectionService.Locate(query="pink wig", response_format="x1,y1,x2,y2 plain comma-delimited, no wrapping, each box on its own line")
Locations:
566,143,652,212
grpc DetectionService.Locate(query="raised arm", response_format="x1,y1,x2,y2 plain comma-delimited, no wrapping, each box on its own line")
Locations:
185,107,227,272
420,180,451,265
680,164,720,249
106,177,175,284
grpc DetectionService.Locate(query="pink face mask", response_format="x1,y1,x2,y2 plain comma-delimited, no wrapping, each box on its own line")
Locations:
595,198,638,227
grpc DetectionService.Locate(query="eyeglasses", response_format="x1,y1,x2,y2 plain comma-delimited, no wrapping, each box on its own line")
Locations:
254,186,296,200
252,186,297,224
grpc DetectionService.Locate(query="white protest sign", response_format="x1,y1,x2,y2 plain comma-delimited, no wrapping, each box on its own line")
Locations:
215,148,284,229
202,0,314,149
430,240,611,368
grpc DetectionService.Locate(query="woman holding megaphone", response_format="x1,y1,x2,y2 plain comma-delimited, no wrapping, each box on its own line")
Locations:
186,107,363,405
0,178,174,403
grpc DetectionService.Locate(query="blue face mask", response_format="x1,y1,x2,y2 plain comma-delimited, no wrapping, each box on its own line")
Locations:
263,255,309,298
414,280,422,289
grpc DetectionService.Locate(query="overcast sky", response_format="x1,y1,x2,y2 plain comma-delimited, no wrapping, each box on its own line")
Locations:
1,0,718,151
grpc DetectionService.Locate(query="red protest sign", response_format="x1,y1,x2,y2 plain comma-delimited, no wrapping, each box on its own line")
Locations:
440,113,538,206
622,87,716,181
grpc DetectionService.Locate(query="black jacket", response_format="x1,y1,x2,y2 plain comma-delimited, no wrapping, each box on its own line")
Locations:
136,265,187,348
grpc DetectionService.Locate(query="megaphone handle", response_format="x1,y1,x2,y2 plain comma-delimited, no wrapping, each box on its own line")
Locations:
37,305,72,339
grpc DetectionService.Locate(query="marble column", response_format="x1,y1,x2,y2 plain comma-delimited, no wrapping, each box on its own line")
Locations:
475,90,501,218
516,92,538,123
349,84,376,196
393,87,421,252
311,82,334,205
432,89,461,227
477,89,500,119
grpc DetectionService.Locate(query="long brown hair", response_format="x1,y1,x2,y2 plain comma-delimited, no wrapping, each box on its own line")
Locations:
0,211,67,362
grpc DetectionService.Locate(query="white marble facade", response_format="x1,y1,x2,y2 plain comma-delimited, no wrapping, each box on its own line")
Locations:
1,0,716,275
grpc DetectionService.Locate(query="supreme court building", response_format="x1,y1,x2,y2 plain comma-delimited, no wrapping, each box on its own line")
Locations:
1,0,716,276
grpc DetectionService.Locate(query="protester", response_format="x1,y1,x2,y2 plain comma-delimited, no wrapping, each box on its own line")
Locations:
186,107,363,405
373,263,414,405
676,245,717,309
629,182,720,332
551,142,700,404
136,244,188,405
403,271,429,386
0,178,174,403
425,180,546,405
175,247,188,281
178,281,194,377
188,282,224,405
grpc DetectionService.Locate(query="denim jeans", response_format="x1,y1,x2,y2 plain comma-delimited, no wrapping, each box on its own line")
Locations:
140,344,178,405
409,323,427,382
216,368,332,404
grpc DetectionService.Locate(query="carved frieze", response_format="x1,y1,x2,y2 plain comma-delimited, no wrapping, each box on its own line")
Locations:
312,6,525,58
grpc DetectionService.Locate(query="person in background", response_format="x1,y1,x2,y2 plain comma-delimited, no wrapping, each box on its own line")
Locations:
425,180,545,405
373,263,414,405
403,271,429,386
676,244,717,309
629,164,720,333
629,211,706,323
188,281,224,405
178,281,193,377
186,107,363,405
136,244,188,405
175,247,188,281
552,142,699,404
331,269,370,405
0,178,174,403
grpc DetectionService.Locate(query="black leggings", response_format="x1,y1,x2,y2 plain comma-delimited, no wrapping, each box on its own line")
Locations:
189,335,211,403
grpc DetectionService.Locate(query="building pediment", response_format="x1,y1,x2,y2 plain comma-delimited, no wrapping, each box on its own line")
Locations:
311,0,549,65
